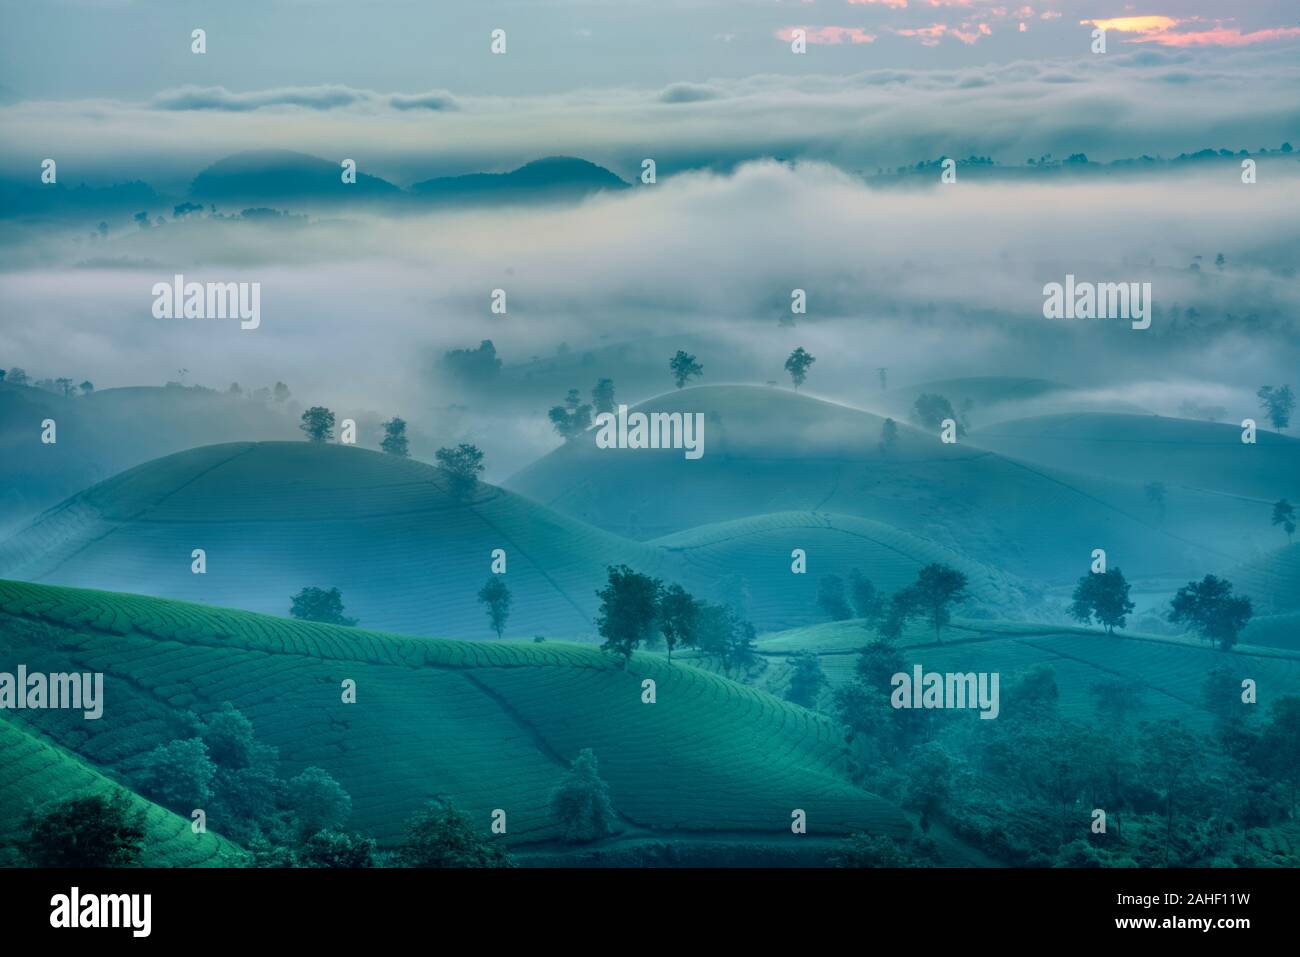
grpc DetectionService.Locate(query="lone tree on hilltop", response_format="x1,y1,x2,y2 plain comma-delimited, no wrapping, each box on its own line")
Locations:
549,748,616,844
1070,567,1134,635
669,350,703,389
477,577,512,639
595,565,662,667
1257,385,1295,431
290,586,358,626
784,347,815,389
1169,574,1253,651
380,417,409,457
1273,499,1296,543
300,406,336,442
435,443,485,499
910,563,968,641
548,388,593,440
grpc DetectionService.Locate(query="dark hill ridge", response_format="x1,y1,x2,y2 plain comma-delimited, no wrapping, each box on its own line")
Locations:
410,156,629,201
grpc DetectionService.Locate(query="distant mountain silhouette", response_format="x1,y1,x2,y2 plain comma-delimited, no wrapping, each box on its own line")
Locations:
410,156,629,203
189,149,402,204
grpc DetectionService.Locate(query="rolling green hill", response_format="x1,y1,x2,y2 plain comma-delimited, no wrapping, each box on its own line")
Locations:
505,384,1250,584
0,382,300,536
0,580,912,850
968,412,1300,506
0,442,680,640
749,617,1300,730
652,511,1029,630
0,718,247,867
879,376,1148,427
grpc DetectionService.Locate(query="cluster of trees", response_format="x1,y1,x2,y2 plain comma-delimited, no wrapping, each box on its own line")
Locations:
1070,567,1254,650
297,407,409,458
290,586,358,627
595,565,757,673
130,702,360,860
912,393,969,435
1257,384,1294,431
227,381,290,403
0,368,92,395
818,564,970,643
548,379,618,440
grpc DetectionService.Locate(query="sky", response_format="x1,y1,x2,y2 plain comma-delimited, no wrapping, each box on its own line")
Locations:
1,0,1298,475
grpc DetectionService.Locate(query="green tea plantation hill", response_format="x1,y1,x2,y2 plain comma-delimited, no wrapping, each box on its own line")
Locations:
505,384,1250,584
0,580,914,856
747,617,1300,732
0,442,681,640
0,718,248,867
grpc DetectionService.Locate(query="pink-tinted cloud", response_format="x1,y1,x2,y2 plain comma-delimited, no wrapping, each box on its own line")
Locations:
848,0,909,8
892,20,991,45
1081,16,1300,48
775,26,878,45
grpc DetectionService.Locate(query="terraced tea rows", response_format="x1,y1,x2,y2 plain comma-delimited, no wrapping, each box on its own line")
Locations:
0,580,911,847
753,618,1300,730
0,717,247,867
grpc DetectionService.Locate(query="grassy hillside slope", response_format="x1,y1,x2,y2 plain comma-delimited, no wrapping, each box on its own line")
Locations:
0,718,247,867
0,580,912,848
652,511,1029,629
506,384,1249,583
750,618,1300,730
0,442,679,640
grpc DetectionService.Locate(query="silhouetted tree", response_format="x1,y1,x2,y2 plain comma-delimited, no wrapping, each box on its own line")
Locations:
879,417,899,454
877,589,918,641
435,444,485,499
79,380,94,395
669,350,703,389
289,586,358,626
299,830,376,868
443,340,503,383
380,417,409,456
1070,567,1135,635
299,406,335,442
911,564,968,641
273,381,290,402
784,347,815,389
284,766,352,839
549,749,616,843
1273,499,1296,543
6,367,27,386
912,393,964,434
138,737,215,807
596,565,661,666
22,792,146,867
548,388,593,440
477,577,511,639
848,569,884,624
1169,575,1253,651
592,378,616,415
817,574,852,621
1257,385,1295,431
399,800,512,867
656,583,698,661
786,652,827,709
